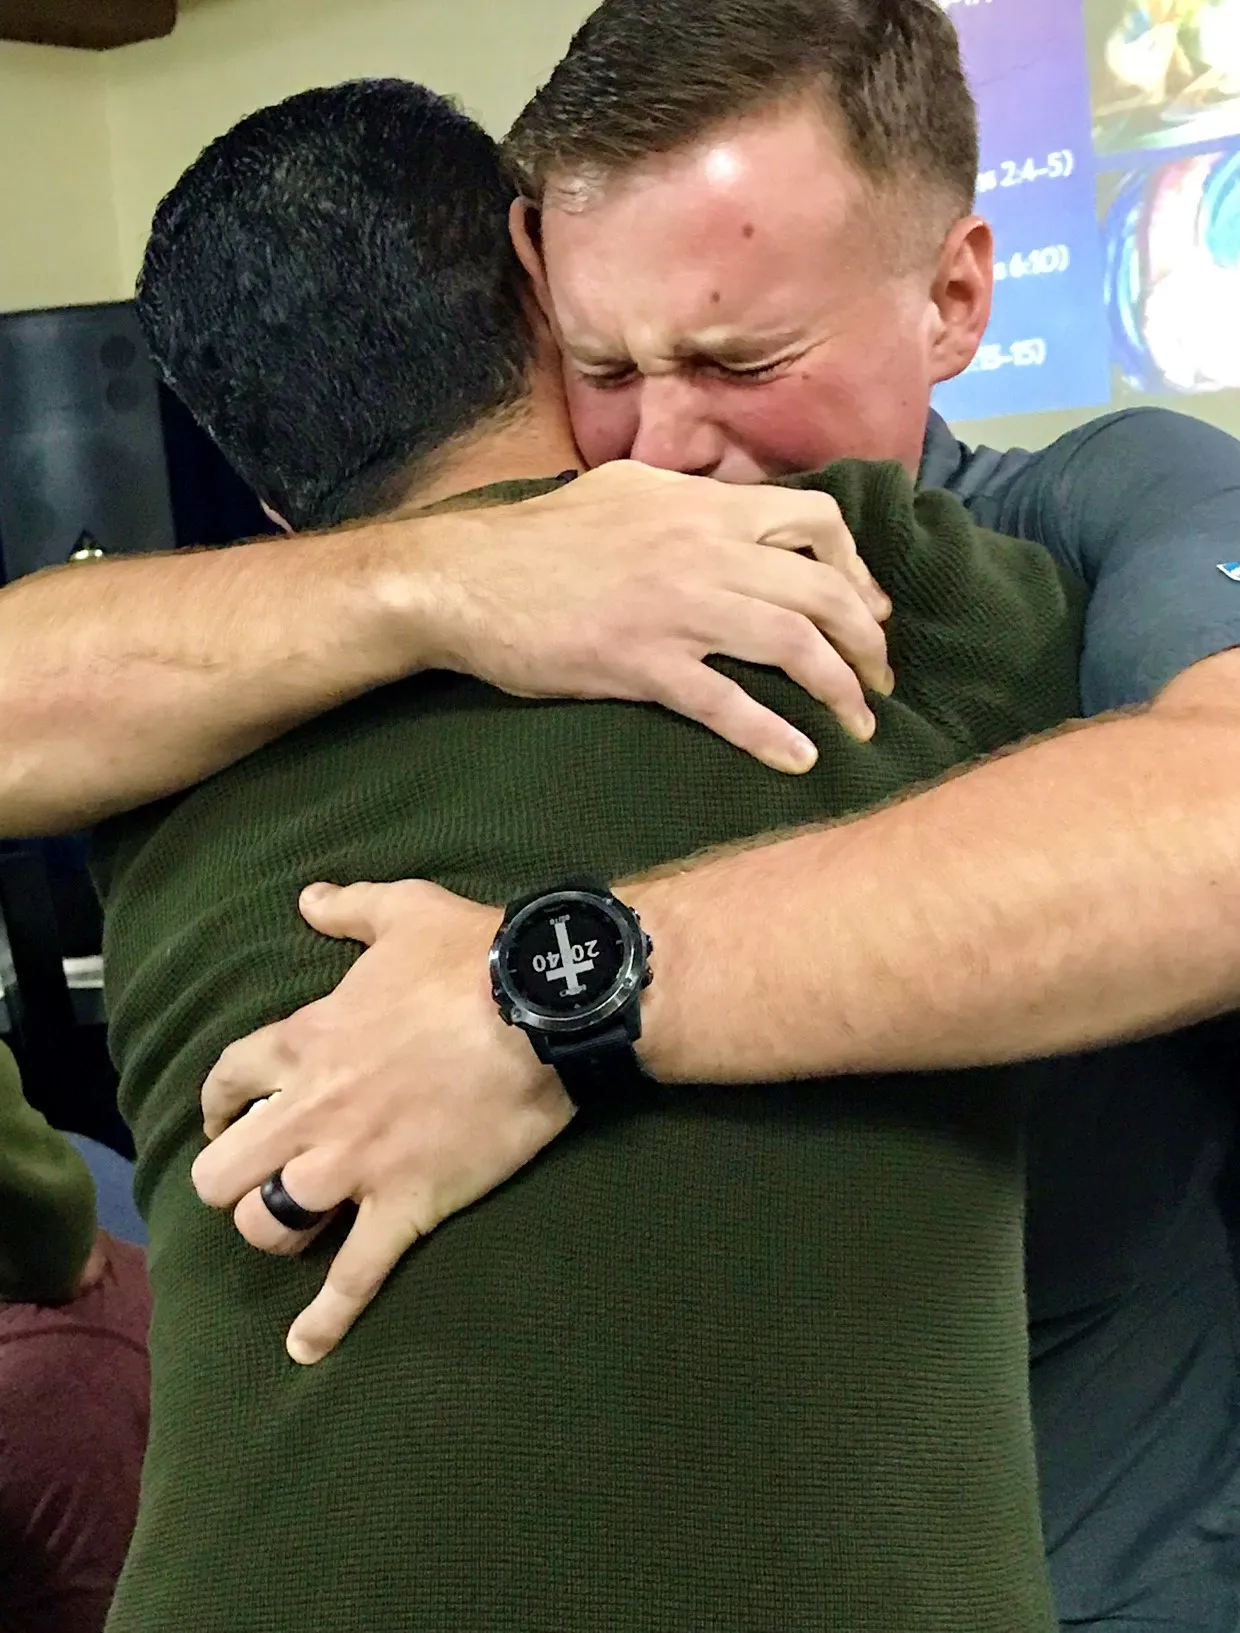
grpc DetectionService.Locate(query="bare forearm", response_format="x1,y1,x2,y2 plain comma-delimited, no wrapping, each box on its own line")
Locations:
0,521,462,835
0,467,898,834
632,662,1240,1080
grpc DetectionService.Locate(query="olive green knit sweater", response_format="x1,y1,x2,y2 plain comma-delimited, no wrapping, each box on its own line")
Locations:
0,1040,95,1304
93,461,1083,1633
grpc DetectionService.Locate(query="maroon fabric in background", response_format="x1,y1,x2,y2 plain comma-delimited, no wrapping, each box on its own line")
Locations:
0,1236,151,1633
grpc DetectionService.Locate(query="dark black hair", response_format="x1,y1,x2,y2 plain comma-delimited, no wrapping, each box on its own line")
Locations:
137,79,536,529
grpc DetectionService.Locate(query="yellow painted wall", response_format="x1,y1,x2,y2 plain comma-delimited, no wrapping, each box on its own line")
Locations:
104,0,596,290
0,41,123,312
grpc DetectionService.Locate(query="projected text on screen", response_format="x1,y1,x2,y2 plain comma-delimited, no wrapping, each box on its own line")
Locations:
934,0,1240,423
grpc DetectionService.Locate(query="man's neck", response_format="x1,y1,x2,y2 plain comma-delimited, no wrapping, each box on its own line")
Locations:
397,394,582,514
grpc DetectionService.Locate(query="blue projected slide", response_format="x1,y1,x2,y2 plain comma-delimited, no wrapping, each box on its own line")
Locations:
932,0,1240,425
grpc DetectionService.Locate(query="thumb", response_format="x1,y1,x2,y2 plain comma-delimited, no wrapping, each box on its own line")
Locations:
299,880,383,945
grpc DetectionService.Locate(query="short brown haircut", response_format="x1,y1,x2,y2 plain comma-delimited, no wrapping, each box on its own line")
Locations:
506,0,978,243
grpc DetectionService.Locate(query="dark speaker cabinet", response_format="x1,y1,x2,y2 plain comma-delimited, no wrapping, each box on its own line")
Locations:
0,302,176,580
0,299,274,582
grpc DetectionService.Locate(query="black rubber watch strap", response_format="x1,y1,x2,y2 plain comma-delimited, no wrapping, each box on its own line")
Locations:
501,876,610,927
543,1022,644,1108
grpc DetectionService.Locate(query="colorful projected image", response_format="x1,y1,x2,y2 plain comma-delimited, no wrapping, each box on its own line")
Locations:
1101,149,1240,390
1090,0,1240,155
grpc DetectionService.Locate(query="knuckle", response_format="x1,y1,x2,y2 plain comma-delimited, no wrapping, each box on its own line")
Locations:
193,1164,228,1208
597,458,675,494
237,1216,271,1251
651,575,711,628
407,1201,440,1238
853,622,890,666
808,499,854,557
810,579,873,639
612,595,699,665
808,491,844,527
651,662,717,717
769,607,822,664
209,1042,246,1083
272,1030,308,1071
817,589,874,642
685,693,729,733
817,664,866,710
280,1003,330,1059
682,681,738,735
835,600,889,661
646,522,713,572
333,1262,385,1304
320,1076,361,1122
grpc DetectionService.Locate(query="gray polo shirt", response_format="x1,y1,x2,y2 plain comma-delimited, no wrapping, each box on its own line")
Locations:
921,407,1240,1631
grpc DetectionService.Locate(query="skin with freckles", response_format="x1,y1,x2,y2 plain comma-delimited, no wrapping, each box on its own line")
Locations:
512,98,995,483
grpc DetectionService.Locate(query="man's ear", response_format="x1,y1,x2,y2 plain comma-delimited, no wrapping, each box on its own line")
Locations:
509,197,555,321
927,215,994,387
261,501,294,536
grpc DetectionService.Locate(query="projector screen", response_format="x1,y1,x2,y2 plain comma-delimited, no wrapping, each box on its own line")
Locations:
931,0,1240,433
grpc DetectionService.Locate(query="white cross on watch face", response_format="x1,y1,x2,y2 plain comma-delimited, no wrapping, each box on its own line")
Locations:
542,914,596,997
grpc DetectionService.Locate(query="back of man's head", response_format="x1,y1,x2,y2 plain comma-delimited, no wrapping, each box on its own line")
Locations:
507,0,977,256
138,79,536,531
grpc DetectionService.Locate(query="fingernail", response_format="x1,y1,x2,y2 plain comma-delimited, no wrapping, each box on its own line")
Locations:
850,710,877,742
788,733,818,771
300,883,329,905
287,1332,317,1366
877,667,896,697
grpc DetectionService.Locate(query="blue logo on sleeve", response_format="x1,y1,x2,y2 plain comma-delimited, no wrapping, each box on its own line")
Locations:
1218,563,1240,581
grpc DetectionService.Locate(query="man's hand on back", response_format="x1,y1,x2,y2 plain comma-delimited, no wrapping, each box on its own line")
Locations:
191,880,561,1366
421,460,893,771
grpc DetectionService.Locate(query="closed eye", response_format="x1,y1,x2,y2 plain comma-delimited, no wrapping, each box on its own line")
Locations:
712,359,788,382
577,365,638,390
576,356,794,388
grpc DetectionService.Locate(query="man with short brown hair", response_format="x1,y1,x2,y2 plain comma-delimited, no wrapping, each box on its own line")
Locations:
508,0,979,251
504,0,991,486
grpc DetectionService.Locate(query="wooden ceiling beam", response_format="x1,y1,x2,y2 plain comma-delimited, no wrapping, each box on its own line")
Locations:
0,0,177,50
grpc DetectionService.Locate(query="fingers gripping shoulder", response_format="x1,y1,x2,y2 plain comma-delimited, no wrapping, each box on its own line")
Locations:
787,462,1085,748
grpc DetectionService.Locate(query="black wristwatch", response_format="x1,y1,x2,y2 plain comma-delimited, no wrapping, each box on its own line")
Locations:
489,879,653,1107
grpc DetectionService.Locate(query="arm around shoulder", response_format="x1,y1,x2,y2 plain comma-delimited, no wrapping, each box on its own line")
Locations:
631,646,1240,1082
0,514,462,836
0,464,893,834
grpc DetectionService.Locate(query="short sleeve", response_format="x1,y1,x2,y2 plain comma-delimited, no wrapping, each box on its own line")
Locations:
983,408,1240,714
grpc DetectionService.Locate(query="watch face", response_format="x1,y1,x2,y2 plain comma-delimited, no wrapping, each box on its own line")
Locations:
502,897,629,1018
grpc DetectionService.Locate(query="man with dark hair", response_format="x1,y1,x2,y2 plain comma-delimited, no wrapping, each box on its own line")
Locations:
137,81,539,532
95,77,1087,1632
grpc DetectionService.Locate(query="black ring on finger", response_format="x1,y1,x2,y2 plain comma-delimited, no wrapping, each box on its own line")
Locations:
260,1171,328,1232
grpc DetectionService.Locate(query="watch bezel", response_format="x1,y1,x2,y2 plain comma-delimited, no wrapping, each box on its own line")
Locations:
489,889,646,1036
